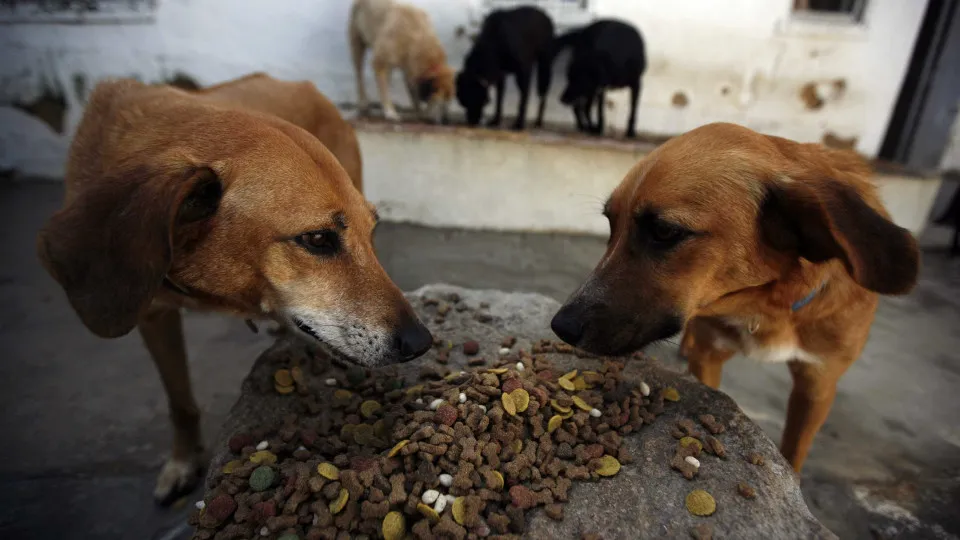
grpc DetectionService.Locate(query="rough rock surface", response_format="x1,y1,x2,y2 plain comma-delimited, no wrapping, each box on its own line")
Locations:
204,284,834,539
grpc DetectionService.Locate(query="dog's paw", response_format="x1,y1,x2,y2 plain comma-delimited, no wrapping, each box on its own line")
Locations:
625,130,637,139
153,454,205,506
383,109,401,122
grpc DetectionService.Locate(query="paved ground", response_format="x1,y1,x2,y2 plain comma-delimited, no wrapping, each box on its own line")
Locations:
2,181,958,539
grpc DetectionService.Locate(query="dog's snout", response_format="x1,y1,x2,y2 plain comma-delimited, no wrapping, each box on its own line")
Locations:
393,315,433,362
550,306,585,346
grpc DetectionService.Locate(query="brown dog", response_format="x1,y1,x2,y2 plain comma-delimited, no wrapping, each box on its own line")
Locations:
349,0,456,123
192,73,364,191
37,78,433,504
551,122,919,472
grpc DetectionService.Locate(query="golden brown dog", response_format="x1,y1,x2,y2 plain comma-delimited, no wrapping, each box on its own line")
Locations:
551,122,919,473
36,78,433,504
349,0,455,122
192,73,364,192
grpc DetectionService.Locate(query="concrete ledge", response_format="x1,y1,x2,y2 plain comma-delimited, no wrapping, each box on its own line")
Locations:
358,121,942,236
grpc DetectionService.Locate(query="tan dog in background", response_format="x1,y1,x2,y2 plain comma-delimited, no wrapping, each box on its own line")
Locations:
193,73,364,191
37,78,432,504
551,122,919,473
349,0,455,122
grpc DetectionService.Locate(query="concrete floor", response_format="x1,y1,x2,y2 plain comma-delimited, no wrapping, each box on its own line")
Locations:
2,181,958,539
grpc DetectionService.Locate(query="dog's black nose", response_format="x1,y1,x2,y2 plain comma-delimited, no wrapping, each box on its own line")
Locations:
394,317,433,362
550,308,584,346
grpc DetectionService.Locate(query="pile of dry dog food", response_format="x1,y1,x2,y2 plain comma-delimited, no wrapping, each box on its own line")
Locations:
190,340,677,540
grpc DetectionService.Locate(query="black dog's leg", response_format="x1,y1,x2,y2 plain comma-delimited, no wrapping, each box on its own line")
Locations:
512,67,533,131
594,89,606,136
487,77,506,127
625,80,640,139
534,51,554,128
572,102,586,132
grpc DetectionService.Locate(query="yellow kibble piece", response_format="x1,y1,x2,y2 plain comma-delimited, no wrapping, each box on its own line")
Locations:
685,489,716,516
274,383,295,395
382,511,405,540
273,369,293,387
221,459,242,474
333,389,353,400
487,368,509,374
452,497,466,525
317,462,340,480
501,392,517,416
558,378,576,391
510,389,530,413
487,470,504,490
329,488,349,514
547,415,563,433
679,437,703,453
573,376,587,390
405,384,424,396
387,440,409,457
550,399,572,414
417,503,440,522
511,439,523,453
561,369,578,380
595,455,621,477
571,396,592,412
248,450,277,465
360,400,381,418
353,423,374,445
663,387,681,402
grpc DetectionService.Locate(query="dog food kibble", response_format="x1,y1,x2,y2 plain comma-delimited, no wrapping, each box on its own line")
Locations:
249,466,276,492
690,523,714,540
316,462,339,480
255,440,269,451
698,414,725,434
737,482,757,499
663,387,681,402
747,452,765,466
685,489,717,516
193,337,671,538
277,534,299,540
381,510,405,540
684,456,701,468
195,500,206,511
679,437,704,454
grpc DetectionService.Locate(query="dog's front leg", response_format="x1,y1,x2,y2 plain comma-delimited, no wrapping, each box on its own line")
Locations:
373,61,400,122
593,89,606,136
403,79,422,118
487,76,506,127
511,68,533,131
139,307,205,505
680,321,735,389
781,360,844,472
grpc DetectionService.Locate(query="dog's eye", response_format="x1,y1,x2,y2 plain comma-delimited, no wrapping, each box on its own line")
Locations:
295,230,340,256
648,220,689,247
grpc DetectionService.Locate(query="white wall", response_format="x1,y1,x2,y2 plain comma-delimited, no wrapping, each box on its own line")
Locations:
0,0,928,178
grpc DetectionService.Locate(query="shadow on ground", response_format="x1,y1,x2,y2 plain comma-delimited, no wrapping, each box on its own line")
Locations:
1,181,958,539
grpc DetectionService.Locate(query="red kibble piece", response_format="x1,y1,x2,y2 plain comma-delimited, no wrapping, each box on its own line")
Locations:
434,404,459,427
207,494,237,523
228,433,254,454
463,340,480,355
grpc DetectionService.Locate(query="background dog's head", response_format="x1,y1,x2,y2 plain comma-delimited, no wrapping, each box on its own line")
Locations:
455,71,490,126
418,66,455,123
551,122,919,356
560,56,601,107
38,80,432,367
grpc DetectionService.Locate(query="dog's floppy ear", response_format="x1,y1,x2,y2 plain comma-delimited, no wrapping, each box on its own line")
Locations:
759,178,919,295
37,166,223,338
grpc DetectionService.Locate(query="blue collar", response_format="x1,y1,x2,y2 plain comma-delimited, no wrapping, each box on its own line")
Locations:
791,282,826,311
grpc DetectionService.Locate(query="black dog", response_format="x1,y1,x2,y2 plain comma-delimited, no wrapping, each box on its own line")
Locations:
456,6,555,130
934,186,959,256
555,19,646,138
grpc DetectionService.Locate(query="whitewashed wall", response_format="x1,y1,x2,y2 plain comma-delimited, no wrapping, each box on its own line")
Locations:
0,0,928,178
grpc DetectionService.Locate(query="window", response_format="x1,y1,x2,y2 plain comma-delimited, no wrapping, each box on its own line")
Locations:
0,0,158,25
793,0,867,22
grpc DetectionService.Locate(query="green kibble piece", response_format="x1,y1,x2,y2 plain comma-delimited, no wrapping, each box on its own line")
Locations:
347,366,366,386
277,535,299,540
249,465,276,492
